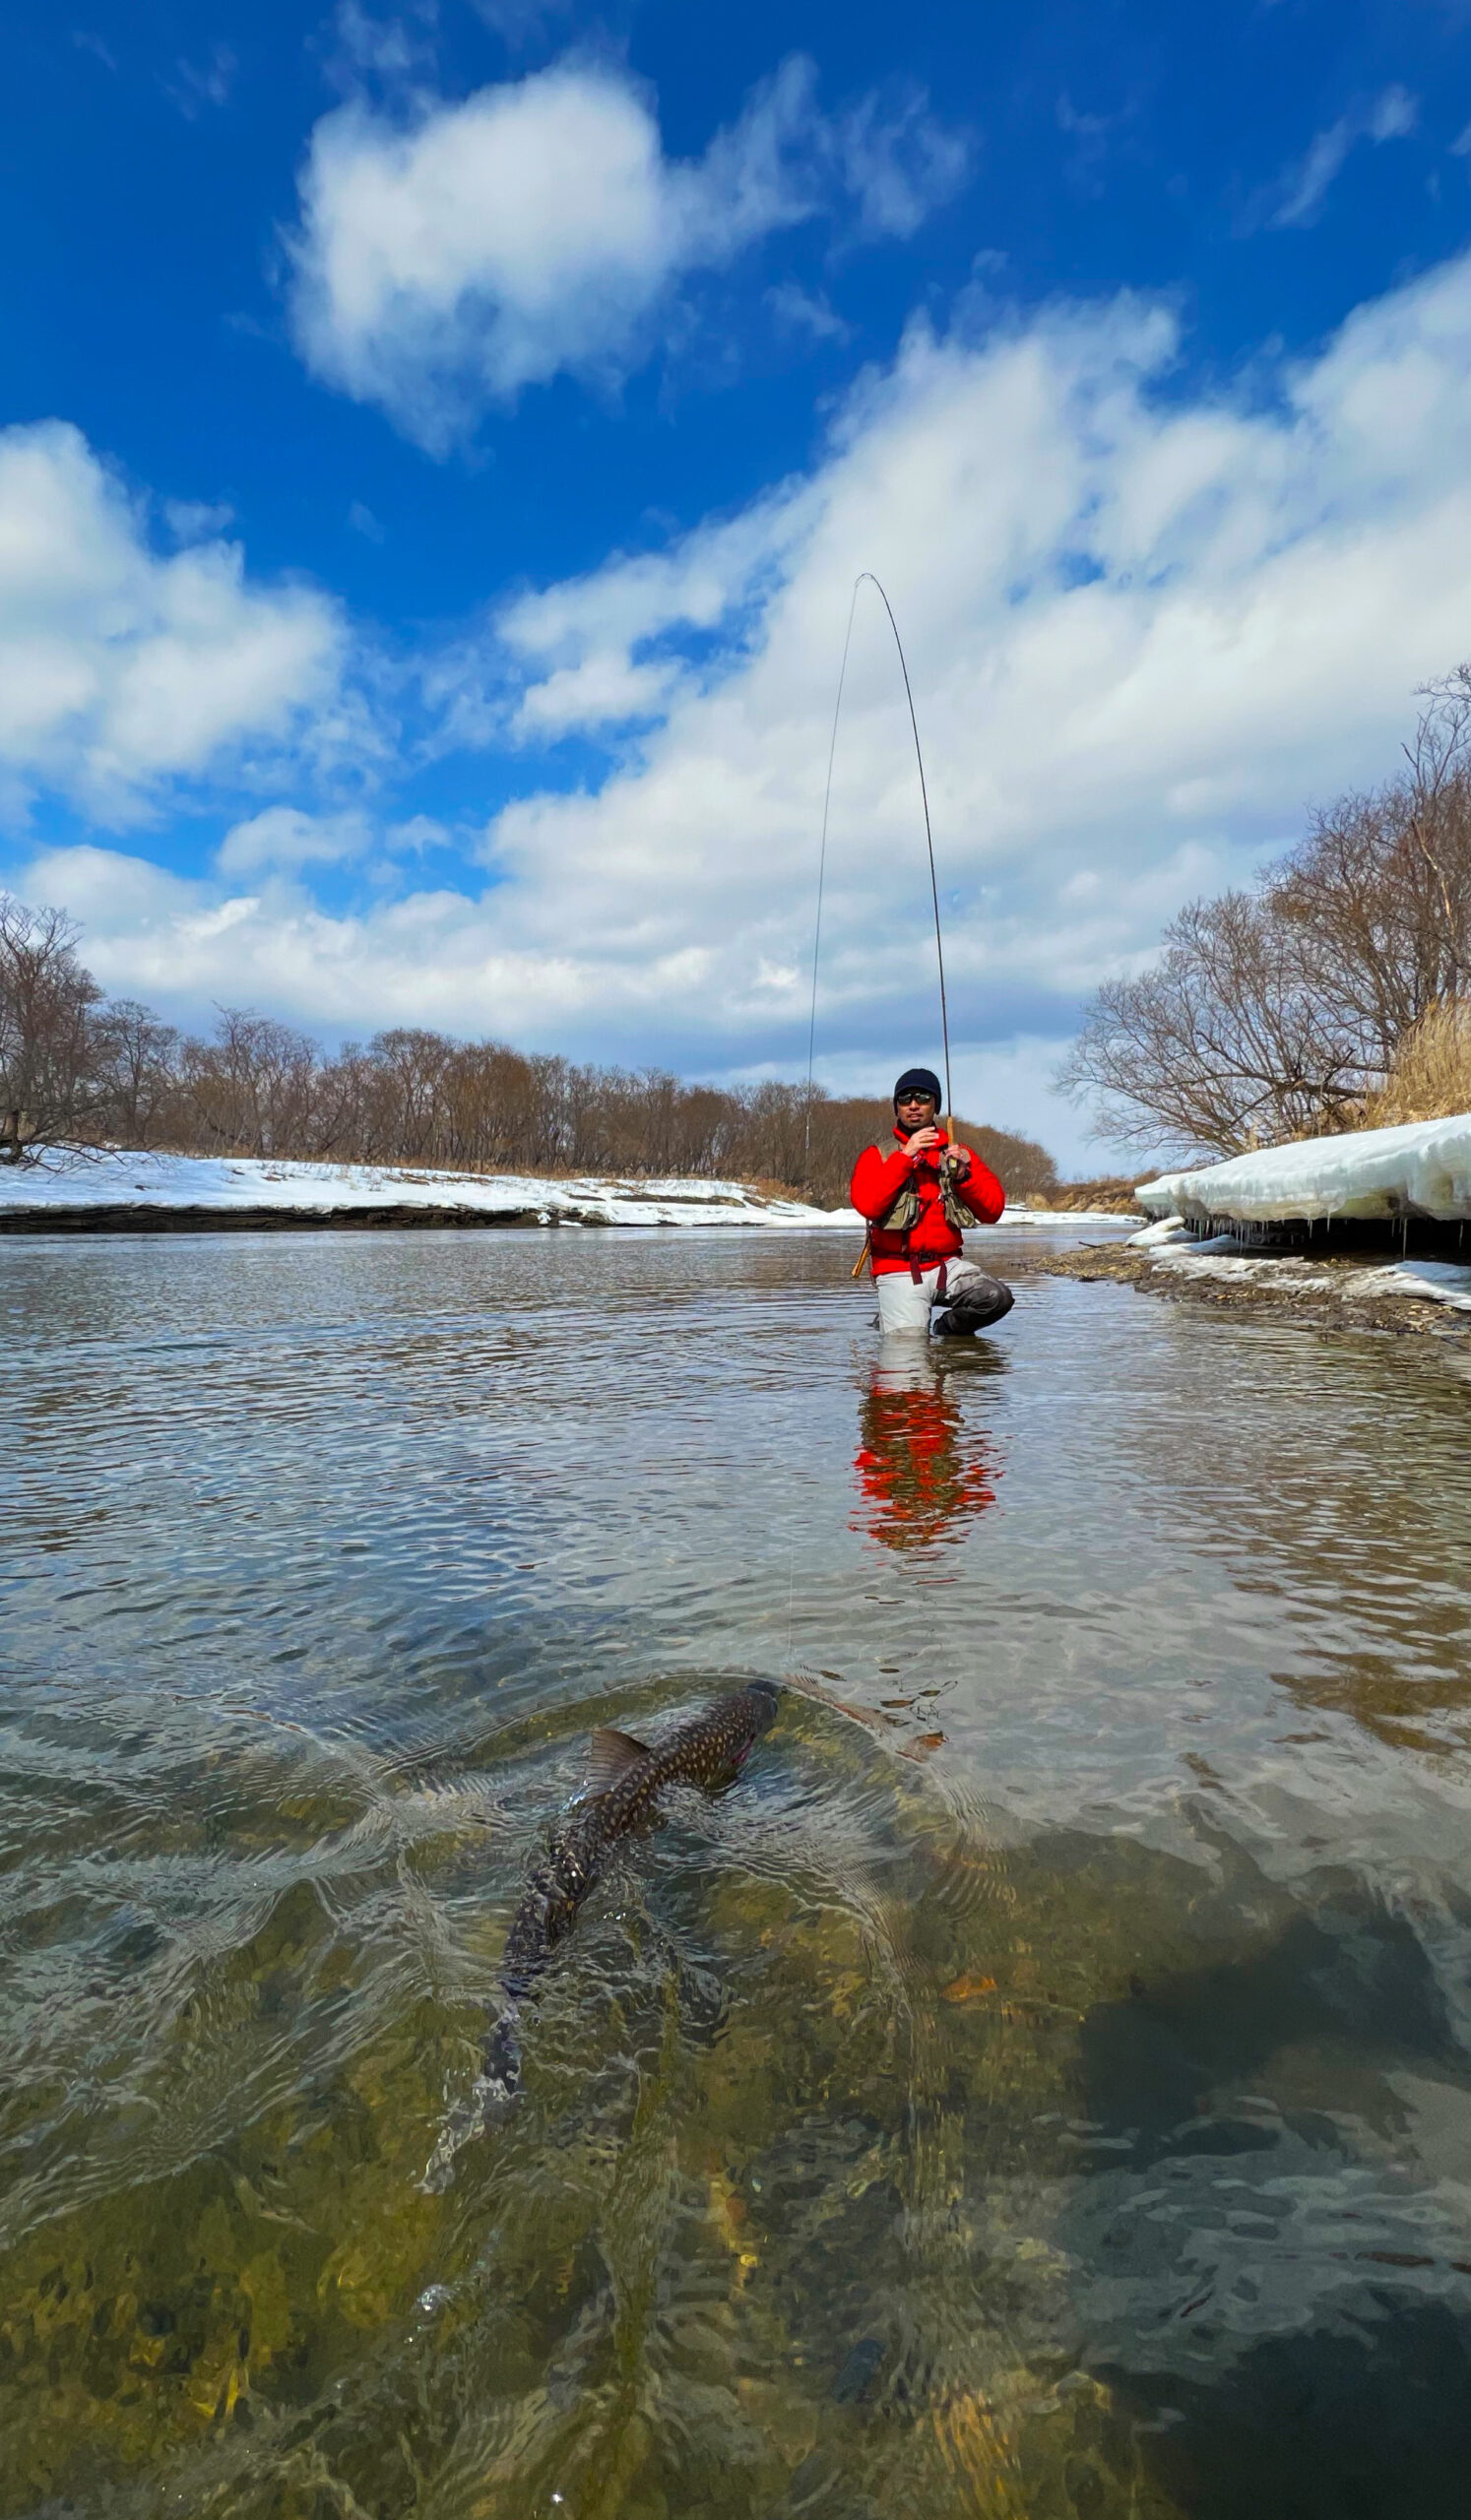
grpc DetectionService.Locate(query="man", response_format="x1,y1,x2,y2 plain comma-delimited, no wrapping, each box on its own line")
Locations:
850,1068,1014,1336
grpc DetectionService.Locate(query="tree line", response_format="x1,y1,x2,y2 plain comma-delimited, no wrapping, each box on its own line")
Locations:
1059,667,1471,1157
0,897,1058,1207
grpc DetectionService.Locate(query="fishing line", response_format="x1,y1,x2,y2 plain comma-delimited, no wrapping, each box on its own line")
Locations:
802,580,862,1170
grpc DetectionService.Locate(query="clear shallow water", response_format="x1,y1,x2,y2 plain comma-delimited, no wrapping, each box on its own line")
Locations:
4,1225,1471,2519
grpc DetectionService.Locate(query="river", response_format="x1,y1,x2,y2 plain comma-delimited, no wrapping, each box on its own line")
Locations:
4,1224,1471,2519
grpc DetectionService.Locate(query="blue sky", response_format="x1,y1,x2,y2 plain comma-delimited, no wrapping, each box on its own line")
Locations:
6,0,1471,1164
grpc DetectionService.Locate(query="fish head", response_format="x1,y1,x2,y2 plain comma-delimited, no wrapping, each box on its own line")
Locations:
744,1679,781,1738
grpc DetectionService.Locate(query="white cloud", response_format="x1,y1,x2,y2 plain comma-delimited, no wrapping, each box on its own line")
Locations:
835,83,972,239
163,497,235,542
165,42,236,119
425,249,1471,1104
287,55,967,446
385,811,451,854
0,420,351,823
423,482,811,748
217,806,373,874
1250,84,1418,230
72,30,117,72
767,280,853,343
511,652,678,739
14,840,700,1041
24,247,1471,1165
467,0,575,45
332,2,437,82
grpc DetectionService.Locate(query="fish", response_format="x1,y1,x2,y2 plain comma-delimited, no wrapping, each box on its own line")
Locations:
480,1679,781,2108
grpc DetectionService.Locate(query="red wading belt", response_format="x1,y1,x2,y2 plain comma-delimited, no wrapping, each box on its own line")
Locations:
909,1243,947,1296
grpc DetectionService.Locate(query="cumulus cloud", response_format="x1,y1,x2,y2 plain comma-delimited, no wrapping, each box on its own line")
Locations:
418,247,1471,1103
287,55,967,445
511,652,679,740
24,247,1471,1160
1247,84,1418,230
216,806,374,874
0,420,351,823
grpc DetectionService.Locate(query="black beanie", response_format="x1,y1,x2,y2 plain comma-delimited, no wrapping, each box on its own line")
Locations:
893,1067,943,1106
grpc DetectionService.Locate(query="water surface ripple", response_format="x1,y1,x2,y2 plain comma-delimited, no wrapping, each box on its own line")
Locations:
4,1226,1471,2519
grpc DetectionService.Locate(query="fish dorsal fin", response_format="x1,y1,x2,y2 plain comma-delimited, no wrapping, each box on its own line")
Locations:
583,1727,653,1798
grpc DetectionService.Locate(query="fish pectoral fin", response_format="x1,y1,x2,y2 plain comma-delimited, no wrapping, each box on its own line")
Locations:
582,1726,653,1796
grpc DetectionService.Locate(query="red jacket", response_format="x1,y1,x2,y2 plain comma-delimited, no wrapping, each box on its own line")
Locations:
850,1129,1005,1276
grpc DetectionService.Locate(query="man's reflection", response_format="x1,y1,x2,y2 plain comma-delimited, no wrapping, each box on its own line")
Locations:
853,1337,1005,1551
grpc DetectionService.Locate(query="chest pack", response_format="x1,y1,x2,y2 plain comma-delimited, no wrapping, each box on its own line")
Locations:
877,1152,969,1240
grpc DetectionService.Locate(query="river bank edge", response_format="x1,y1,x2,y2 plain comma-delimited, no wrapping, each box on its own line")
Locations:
1032,1236,1471,1346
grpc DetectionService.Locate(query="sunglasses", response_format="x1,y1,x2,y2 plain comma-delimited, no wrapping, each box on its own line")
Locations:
897,1094,936,1107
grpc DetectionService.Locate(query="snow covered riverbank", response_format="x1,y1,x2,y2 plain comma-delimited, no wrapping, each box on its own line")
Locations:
1136,1111,1471,1228
0,1151,1144,1236
0,1149,858,1232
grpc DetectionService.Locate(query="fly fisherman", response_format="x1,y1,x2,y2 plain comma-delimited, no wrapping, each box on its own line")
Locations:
850,1069,1014,1337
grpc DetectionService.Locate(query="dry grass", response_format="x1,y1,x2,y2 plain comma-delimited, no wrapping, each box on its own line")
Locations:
1022,1174,1153,1214
1363,997,1471,1127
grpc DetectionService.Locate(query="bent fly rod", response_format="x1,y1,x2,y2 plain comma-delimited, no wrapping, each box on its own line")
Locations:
803,573,954,1268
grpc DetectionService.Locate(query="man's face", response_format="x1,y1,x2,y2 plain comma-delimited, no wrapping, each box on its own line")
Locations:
896,1091,937,1131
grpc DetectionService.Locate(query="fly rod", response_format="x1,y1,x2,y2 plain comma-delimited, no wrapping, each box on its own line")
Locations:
803,573,955,1271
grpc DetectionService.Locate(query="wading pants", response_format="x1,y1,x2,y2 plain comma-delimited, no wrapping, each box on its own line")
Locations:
874,1257,1014,1337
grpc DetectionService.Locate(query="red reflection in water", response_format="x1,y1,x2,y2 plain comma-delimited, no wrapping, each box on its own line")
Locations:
852,1346,1003,1551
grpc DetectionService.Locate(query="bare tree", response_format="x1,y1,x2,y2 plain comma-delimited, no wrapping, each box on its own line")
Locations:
1060,671,1471,1158
1402,662,1471,1001
359,1028,455,1164
1056,889,1364,1158
1267,674,1471,1075
180,1010,319,1157
93,1000,180,1149
0,897,108,1161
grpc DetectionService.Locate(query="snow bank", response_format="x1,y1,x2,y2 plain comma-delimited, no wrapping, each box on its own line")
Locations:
0,1149,857,1230
1350,1259,1471,1311
1136,1111,1471,1227
1145,1242,1471,1310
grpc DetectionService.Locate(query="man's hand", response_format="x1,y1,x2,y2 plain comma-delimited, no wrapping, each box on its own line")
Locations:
944,1146,973,1179
905,1125,946,1158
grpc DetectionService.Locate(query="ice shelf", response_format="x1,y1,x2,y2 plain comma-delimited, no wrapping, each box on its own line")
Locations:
1136,1111,1471,1227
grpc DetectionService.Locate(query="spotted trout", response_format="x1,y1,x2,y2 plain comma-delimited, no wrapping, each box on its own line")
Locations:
480,1680,780,2105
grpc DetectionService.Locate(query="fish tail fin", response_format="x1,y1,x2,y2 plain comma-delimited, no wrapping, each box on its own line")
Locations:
417,2008,522,2191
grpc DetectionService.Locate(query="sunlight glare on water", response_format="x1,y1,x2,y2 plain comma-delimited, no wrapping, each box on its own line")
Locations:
4,1225,1471,2519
